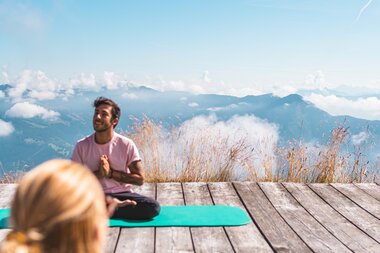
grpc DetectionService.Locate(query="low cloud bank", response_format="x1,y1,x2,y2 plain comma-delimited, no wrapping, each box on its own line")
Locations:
352,131,370,146
304,94,380,121
6,102,60,121
0,119,14,137
157,114,279,178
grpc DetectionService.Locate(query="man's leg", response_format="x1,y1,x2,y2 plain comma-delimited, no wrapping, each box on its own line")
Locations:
109,192,160,220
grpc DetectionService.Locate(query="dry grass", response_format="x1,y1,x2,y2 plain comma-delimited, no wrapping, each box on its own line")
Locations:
273,127,376,183
0,163,26,184
1,117,378,183
128,117,378,183
128,116,250,182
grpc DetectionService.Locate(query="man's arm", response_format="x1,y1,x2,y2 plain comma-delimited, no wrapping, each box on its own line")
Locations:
100,156,145,185
111,160,145,186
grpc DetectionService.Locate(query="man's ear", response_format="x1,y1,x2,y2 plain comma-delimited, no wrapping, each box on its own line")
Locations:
112,117,119,127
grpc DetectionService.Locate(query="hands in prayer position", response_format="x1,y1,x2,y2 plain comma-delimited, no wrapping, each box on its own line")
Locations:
99,154,111,178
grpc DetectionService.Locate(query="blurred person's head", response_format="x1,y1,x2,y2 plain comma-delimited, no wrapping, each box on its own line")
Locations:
0,159,108,253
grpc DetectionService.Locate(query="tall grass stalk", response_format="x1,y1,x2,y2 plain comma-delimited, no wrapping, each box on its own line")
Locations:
128,117,378,183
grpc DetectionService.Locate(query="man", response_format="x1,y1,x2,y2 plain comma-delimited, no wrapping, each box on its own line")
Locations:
71,97,160,220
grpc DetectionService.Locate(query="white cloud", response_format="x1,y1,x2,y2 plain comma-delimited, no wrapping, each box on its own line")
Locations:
207,104,239,112
8,77,27,99
147,77,206,94
352,132,370,146
189,84,205,94
69,73,98,91
179,114,278,145
139,114,279,180
167,80,185,91
8,69,58,101
0,119,15,137
272,85,298,97
103,71,127,90
178,114,279,174
0,90,4,98
24,138,44,145
6,102,60,120
304,94,380,121
188,102,199,107
180,97,187,102
219,87,265,97
29,90,56,100
305,70,329,89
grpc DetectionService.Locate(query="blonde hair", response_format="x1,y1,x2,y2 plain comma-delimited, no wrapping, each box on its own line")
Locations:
0,159,107,253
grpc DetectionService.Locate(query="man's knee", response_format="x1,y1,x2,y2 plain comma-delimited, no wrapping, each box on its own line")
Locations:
141,198,160,219
150,199,161,218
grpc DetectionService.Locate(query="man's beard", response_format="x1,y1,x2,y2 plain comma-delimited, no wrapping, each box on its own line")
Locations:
93,121,113,132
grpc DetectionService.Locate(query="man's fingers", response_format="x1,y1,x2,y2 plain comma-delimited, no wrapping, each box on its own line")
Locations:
119,199,137,207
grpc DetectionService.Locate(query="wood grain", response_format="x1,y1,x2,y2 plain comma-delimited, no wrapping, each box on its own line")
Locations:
260,182,351,252
284,183,380,253
309,183,380,243
234,182,311,253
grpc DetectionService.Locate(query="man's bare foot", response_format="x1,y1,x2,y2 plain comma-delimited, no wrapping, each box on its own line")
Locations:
105,196,137,217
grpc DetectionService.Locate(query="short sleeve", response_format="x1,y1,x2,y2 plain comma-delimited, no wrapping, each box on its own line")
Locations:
71,144,83,164
127,140,141,166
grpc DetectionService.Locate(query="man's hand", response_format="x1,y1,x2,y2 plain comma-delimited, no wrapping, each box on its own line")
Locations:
105,196,137,217
99,155,111,178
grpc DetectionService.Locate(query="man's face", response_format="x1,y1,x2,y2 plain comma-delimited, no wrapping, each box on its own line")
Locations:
93,104,118,132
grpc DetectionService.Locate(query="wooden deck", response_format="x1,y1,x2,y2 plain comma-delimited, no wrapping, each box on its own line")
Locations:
1,182,380,252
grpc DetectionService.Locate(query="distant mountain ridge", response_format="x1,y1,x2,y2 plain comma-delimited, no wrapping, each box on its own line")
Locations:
0,84,379,171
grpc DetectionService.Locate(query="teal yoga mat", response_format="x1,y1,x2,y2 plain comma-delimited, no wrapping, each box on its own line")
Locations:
0,205,250,228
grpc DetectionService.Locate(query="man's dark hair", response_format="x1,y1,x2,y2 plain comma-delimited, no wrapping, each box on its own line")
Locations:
93,97,121,126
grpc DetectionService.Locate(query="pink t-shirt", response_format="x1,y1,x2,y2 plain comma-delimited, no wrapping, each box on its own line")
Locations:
71,132,141,193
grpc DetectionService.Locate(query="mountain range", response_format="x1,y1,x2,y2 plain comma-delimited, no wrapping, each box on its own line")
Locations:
0,84,379,172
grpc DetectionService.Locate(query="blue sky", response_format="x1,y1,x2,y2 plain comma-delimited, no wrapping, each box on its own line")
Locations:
1,0,380,120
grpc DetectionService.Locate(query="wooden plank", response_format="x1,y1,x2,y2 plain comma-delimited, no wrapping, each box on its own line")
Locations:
156,183,193,253
0,184,15,242
284,183,380,253
331,183,380,219
104,227,120,253
115,183,156,253
354,183,380,201
309,183,380,243
208,182,273,252
0,184,16,208
234,182,311,253
260,182,351,252
183,182,234,253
